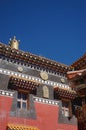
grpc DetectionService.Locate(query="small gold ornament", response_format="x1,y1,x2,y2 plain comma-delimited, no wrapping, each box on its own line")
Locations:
61,78,65,83
18,66,23,72
40,71,48,80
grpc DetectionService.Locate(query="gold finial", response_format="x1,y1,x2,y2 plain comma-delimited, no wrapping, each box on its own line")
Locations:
9,36,20,50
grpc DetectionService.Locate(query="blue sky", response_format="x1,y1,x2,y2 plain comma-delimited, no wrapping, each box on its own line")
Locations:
0,0,86,65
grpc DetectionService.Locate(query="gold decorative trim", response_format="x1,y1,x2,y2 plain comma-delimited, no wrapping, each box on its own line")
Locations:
7,124,39,130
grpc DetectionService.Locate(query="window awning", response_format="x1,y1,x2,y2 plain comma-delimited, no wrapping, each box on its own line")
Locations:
54,87,77,99
7,124,39,130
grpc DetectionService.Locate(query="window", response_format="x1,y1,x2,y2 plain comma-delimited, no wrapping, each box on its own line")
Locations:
62,100,70,117
17,92,28,109
43,86,49,98
62,107,69,117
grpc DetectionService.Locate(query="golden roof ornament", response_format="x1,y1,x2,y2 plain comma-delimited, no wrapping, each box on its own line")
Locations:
9,36,20,50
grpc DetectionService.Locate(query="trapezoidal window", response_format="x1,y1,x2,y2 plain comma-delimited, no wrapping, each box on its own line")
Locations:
17,91,29,110
43,85,49,98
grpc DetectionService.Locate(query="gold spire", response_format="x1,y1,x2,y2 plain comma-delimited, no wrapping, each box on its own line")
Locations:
9,36,20,49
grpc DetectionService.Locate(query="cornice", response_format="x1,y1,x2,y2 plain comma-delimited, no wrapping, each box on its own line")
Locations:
0,43,72,74
0,68,70,90
70,53,86,70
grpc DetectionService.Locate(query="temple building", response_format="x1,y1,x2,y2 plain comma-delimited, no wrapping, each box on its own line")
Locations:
0,36,86,130
67,55,86,130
